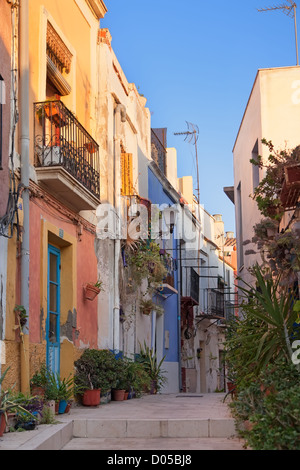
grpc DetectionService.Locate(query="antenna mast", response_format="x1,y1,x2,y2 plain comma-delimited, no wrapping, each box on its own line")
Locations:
174,121,200,210
174,122,201,270
258,1,299,65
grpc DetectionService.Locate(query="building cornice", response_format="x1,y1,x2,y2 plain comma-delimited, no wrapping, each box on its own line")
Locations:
85,0,107,19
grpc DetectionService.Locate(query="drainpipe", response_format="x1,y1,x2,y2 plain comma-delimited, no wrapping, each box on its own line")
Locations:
177,237,182,392
113,103,126,354
19,0,30,393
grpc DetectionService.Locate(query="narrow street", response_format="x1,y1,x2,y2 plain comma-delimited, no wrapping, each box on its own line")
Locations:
0,393,247,451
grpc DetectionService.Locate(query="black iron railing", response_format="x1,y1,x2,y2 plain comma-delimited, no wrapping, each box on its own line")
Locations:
34,100,100,199
207,288,225,317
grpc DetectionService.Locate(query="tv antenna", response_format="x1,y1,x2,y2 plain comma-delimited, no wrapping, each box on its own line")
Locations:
258,1,299,65
174,121,200,208
174,121,201,270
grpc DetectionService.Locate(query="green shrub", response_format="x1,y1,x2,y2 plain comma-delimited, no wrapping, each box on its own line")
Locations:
232,357,300,450
74,349,120,394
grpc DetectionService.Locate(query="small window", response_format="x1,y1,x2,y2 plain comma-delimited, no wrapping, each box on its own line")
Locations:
252,140,259,191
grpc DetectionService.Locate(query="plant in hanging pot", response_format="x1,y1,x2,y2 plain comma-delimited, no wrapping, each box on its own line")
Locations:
140,298,164,317
140,298,154,316
126,241,167,289
84,279,103,301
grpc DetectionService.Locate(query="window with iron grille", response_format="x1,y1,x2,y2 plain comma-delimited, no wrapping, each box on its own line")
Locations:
190,268,200,304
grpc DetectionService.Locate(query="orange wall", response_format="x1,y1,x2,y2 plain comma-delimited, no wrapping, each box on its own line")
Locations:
29,195,99,348
29,0,93,127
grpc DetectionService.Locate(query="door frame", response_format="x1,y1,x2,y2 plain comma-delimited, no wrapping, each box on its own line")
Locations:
46,244,61,375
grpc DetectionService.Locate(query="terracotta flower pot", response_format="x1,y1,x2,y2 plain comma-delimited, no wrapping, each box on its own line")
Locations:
84,284,100,301
112,389,125,401
31,385,45,397
65,402,71,413
84,142,97,154
0,413,6,437
82,389,101,406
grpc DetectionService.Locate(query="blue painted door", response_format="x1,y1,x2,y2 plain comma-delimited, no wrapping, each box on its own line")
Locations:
47,245,61,375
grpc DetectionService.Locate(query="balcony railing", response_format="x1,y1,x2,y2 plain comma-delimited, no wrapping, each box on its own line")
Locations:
181,268,199,307
34,100,100,199
206,288,225,318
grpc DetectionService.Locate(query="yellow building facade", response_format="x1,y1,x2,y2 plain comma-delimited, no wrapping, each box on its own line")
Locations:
2,0,107,392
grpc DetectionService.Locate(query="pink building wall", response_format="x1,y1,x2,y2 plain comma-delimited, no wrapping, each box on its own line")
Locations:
0,1,11,217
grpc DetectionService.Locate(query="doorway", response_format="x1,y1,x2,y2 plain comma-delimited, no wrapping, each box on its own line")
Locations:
47,244,61,375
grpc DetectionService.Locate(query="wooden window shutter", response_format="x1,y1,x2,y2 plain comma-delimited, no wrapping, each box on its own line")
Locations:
121,153,133,195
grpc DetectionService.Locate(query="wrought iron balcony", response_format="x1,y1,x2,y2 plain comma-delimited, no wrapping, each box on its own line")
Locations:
206,288,225,318
34,100,100,211
181,268,199,308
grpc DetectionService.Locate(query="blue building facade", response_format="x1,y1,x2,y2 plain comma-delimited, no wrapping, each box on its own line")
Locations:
148,163,180,393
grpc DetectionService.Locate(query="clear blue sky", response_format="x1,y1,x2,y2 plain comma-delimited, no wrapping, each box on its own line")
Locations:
101,0,299,233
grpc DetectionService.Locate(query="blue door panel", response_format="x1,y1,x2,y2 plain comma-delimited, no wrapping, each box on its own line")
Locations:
47,245,61,375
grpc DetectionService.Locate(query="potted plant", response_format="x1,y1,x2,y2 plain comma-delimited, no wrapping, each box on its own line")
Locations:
11,392,44,425
14,305,28,333
84,279,103,301
140,298,164,316
253,218,279,241
137,343,167,394
84,141,97,154
44,371,75,414
251,140,300,219
126,241,167,289
121,359,151,399
140,298,154,316
30,363,49,397
110,357,128,401
0,368,36,436
74,349,119,406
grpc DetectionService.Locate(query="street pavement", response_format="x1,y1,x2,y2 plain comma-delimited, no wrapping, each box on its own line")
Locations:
0,393,248,451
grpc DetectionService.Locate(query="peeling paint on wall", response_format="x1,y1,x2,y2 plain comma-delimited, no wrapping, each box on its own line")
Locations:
61,309,78,341
40,308,45,341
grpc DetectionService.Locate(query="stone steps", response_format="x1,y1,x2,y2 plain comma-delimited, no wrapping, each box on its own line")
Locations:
72,417,237,440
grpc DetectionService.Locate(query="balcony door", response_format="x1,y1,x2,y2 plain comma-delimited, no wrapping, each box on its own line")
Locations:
47,245,61,375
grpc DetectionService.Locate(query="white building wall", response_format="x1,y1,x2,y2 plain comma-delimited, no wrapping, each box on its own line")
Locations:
233,66,300,284
96,29,152,354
